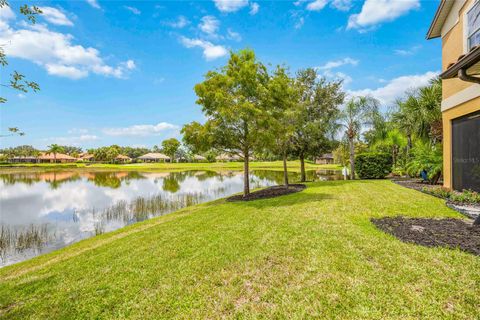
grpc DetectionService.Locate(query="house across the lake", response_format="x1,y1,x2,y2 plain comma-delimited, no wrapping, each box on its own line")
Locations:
79,153,95,162
315,153,334,165
115,154,132,163
38,152,77,163
137,153,170,162
427,0,480,192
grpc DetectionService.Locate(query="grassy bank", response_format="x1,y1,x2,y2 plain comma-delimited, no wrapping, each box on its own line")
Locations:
1,180,479,319
0,161,341,172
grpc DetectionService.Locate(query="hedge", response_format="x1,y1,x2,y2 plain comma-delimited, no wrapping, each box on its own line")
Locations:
355,153,392,179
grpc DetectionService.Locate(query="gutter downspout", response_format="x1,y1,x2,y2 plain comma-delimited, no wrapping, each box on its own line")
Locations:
458,68,480,84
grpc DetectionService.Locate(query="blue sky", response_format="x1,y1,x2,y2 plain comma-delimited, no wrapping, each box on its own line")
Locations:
0,0,441,149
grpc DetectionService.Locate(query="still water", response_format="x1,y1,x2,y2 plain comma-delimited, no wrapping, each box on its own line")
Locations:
0,169,342,267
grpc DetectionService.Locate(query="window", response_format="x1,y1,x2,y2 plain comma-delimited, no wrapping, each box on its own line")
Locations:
467,1,480,50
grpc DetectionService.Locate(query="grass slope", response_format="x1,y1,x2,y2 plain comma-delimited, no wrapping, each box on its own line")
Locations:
1,180,479,319
0,161,341,172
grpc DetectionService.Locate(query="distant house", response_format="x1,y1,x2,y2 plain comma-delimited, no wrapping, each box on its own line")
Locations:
38,152,77,163
115,154,132,163
215,153,240,162
315,153,334,165
137,153,170,163
79,153,95,162
193,155,207,162
9,155,39,163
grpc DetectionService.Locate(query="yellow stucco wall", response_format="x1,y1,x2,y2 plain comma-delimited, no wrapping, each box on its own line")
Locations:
441,0,480,189
442,0,473,99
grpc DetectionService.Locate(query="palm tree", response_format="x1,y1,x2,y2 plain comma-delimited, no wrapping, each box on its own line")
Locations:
46,144,64,163
374,129,407,168
339,96,380,179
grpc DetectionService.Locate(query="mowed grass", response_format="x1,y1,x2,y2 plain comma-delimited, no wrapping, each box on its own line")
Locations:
1,180,479,319
0,160,341,172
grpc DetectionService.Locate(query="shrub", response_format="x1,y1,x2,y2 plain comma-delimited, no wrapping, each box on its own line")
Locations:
406,141,443,184
355,152,392,179
421,186,480,204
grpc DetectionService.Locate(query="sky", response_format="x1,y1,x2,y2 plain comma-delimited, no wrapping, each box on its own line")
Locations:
0,0,442,150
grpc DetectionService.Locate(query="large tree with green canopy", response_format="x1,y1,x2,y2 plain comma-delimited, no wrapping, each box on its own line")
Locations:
161,138,181,162
291,68,344,182
182,49,269,197
264,65,299,187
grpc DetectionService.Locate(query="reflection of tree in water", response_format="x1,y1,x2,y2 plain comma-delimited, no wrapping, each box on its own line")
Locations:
195,170,220,181
90,171,146,189
0,171,81,188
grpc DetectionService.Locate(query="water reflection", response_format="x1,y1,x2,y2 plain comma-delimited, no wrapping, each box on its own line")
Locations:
0,169,341,266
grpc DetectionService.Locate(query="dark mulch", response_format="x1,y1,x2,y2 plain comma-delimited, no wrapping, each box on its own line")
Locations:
372,217,480,256
392,179,441,192
227,184,306,202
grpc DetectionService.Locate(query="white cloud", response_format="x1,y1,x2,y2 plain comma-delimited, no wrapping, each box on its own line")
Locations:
17,93,26,99
199,16,220,35
124,6,141,15
227,28,242,41
295,17,305,29
323,70,352,85
306,0,328,11
103,122,179,137
213,0,249,13
347,0,420,30
68,128,89,134
44,134,99,145
0,14,135,80
86,0,101,9
38,7,73,26
249,2,259,15
179,36,228,60
0,5,15,30
316,57,358,70
331,0,352,11
348,71,438,105
164,16,190,28
394,45,421,56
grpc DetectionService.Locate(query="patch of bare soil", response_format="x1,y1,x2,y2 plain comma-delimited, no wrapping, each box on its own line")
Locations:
227,184,306,202
372,217,480,256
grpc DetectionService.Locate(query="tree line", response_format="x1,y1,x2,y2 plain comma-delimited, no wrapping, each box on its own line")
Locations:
182,49,442,197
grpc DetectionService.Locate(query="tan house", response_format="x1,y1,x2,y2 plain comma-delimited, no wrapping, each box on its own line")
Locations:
315,153,334,165
78,153,95,162
137,153,170,162
427,0,480,192
38,152,77,163
115,154,132,163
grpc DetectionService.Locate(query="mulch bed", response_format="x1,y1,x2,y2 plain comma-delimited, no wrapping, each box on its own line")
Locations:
227,184,306,202
392,179,441,192
372,217,480,256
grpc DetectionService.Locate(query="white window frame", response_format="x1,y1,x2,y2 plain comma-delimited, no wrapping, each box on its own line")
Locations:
464,0,480,53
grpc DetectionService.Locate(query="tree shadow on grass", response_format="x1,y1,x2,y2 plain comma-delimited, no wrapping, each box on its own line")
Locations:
228,188,336,209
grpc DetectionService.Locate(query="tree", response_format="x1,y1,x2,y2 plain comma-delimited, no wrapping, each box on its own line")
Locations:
265,66,298,187
182,49,269,197
46,144,65,163
373,129,407,168
291,68,344,182
339,96,379,179
161,138,181,162
0,1,41,104
0,127,25,138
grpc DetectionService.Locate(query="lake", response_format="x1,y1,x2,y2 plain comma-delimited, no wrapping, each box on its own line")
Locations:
0,168,343,267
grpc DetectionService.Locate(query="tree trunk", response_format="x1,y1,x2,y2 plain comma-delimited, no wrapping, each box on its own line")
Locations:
407,135,412,154
349,137,355,180
283,150,289,188
54,153,57,164
243,149,250,197
300,152,306,182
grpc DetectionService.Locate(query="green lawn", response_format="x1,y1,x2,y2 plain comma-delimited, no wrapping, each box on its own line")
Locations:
1,180,479,319
0,160,341,172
